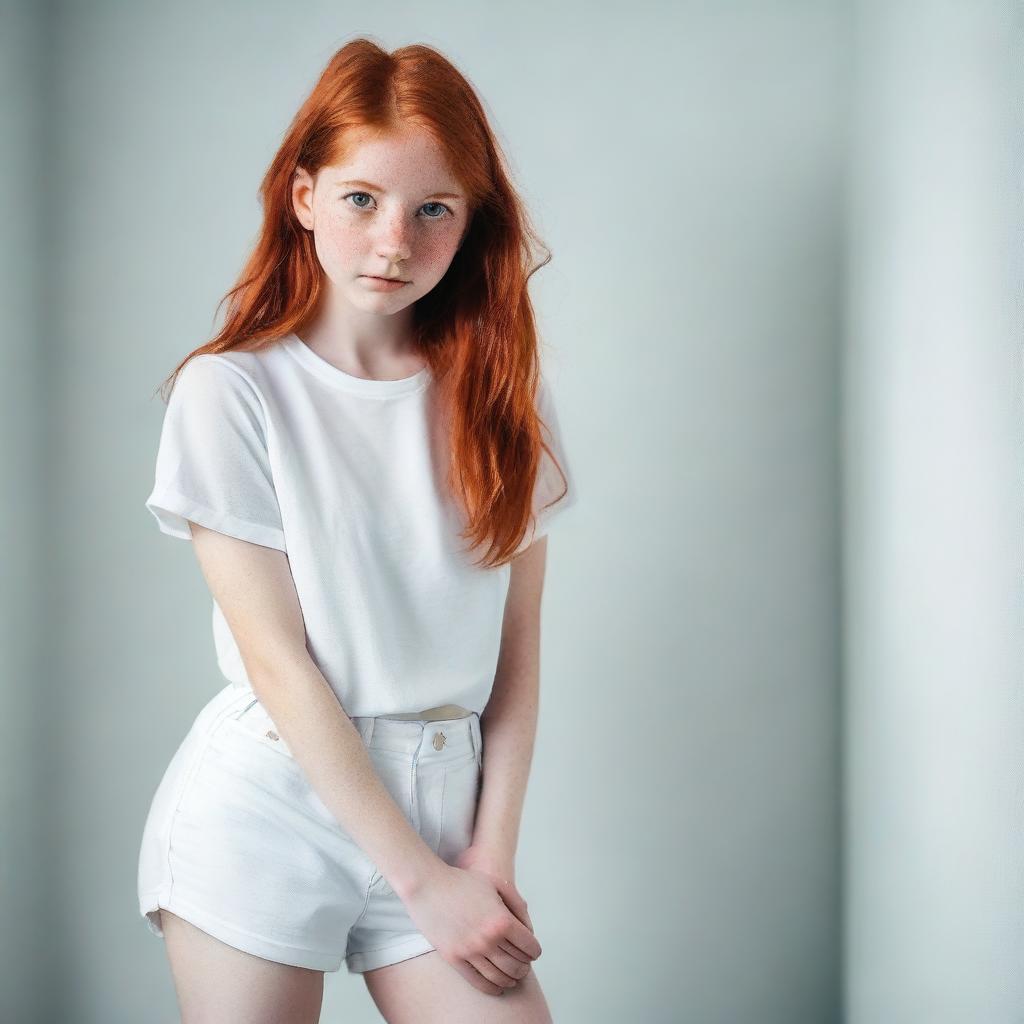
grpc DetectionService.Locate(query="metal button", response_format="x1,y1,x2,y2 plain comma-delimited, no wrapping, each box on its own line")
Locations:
433,730,446,750
265,730,279,741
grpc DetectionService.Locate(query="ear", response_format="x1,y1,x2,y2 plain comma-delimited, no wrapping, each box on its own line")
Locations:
291,166,315,230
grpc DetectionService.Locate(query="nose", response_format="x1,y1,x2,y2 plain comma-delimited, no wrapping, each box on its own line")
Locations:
374,210,412,265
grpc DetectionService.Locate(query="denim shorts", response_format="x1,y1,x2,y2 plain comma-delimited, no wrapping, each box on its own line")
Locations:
137,683,483,973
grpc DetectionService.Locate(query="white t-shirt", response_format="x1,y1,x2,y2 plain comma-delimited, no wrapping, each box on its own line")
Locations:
145,332,578,716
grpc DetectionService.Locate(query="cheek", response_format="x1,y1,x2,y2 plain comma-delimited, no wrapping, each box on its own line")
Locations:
312,211,463,276
420,233,456,263
417,225,463,269
314,219,363,269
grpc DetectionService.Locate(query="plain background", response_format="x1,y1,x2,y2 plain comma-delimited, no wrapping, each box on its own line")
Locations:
0,2,1018,1022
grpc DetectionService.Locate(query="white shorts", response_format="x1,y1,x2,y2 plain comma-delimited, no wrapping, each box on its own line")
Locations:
137,683,483,973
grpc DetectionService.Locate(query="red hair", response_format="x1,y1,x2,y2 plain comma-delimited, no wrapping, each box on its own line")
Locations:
156,37,569,569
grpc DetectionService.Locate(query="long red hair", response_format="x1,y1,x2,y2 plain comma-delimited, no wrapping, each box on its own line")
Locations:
154,37,569,569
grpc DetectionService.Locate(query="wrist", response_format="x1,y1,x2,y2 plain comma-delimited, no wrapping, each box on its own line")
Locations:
469,831,517,865
388,848,449,902
458,839,517,878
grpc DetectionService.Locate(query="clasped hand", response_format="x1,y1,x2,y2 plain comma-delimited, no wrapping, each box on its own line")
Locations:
399,845,540,997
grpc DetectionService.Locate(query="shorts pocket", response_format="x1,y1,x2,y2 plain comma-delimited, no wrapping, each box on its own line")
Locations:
221,695,294,759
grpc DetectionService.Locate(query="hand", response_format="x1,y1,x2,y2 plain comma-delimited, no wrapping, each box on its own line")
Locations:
398,861,541,996
453,843,535,933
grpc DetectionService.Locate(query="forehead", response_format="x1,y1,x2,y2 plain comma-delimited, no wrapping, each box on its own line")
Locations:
326,127,461,192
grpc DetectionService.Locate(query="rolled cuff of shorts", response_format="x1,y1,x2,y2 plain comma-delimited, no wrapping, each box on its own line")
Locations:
345,934,436,974
144,894,343,972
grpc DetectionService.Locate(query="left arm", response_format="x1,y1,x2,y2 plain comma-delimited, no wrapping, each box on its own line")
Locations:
456,533,548,928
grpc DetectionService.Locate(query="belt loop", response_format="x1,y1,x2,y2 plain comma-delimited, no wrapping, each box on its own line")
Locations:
350,715,374,746
365,716,376,747
470,714,482,762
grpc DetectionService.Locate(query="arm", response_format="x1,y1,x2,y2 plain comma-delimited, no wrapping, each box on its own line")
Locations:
187,522,442,897
187,521,542,995
454,534,548,919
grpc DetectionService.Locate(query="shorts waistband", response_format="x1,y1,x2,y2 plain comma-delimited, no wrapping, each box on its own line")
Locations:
349,710,482,764
214,684,482,765
376,703,472,722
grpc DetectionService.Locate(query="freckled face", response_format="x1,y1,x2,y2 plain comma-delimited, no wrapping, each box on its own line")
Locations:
292,126,470,315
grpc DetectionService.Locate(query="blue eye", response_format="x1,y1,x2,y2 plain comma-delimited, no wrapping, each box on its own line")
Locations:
420,202,452,219
342,192,452,220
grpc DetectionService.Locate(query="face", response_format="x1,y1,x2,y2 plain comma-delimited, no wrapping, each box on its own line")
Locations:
291,126,471,317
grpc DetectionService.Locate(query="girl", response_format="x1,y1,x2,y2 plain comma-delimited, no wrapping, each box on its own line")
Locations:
136,38,577,1024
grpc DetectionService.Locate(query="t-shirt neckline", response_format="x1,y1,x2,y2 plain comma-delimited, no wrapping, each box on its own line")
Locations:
280,333,431,398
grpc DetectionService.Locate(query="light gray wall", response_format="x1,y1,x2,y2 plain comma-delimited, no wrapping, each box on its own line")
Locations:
843,2,1023,1020
0,2,46,1023
9,3,848,1021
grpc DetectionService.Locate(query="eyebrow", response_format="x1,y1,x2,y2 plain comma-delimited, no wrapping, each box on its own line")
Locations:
336,179,464,200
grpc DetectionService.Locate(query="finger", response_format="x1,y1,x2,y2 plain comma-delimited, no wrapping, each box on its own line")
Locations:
513,900,534,932
468,953,519,988
500,890,534,933
518,896,534,932
452,958,503,996
507,921,543,960
517,903,534,931
497,938,531,963
488,947,532,980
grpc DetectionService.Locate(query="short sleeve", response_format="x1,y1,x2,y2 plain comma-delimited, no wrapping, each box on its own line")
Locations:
516,376,579,553
144,355,287,552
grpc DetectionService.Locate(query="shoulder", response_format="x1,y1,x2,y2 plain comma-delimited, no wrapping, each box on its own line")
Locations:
164,353,279,448
534,368,568,410
171,351,273,416
174,351,260,394
533,373,565,435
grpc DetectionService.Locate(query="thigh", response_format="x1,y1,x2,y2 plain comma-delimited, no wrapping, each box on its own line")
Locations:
160,909,325,1024
361,950,553,1024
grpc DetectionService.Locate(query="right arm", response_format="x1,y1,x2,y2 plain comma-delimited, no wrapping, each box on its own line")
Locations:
186,522,539,995
187,521,438,894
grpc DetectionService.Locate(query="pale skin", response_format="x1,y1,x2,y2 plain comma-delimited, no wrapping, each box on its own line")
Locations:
158,125,555,1023
288,122,472,376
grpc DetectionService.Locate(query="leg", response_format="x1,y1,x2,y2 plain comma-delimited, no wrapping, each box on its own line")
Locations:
159,909,325,1024
361,950,553,1024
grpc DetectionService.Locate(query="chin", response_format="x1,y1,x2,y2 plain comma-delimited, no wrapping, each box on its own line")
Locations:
356,294,416,313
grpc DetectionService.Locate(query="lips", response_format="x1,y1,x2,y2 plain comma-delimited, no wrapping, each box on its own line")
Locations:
363,275,408,283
